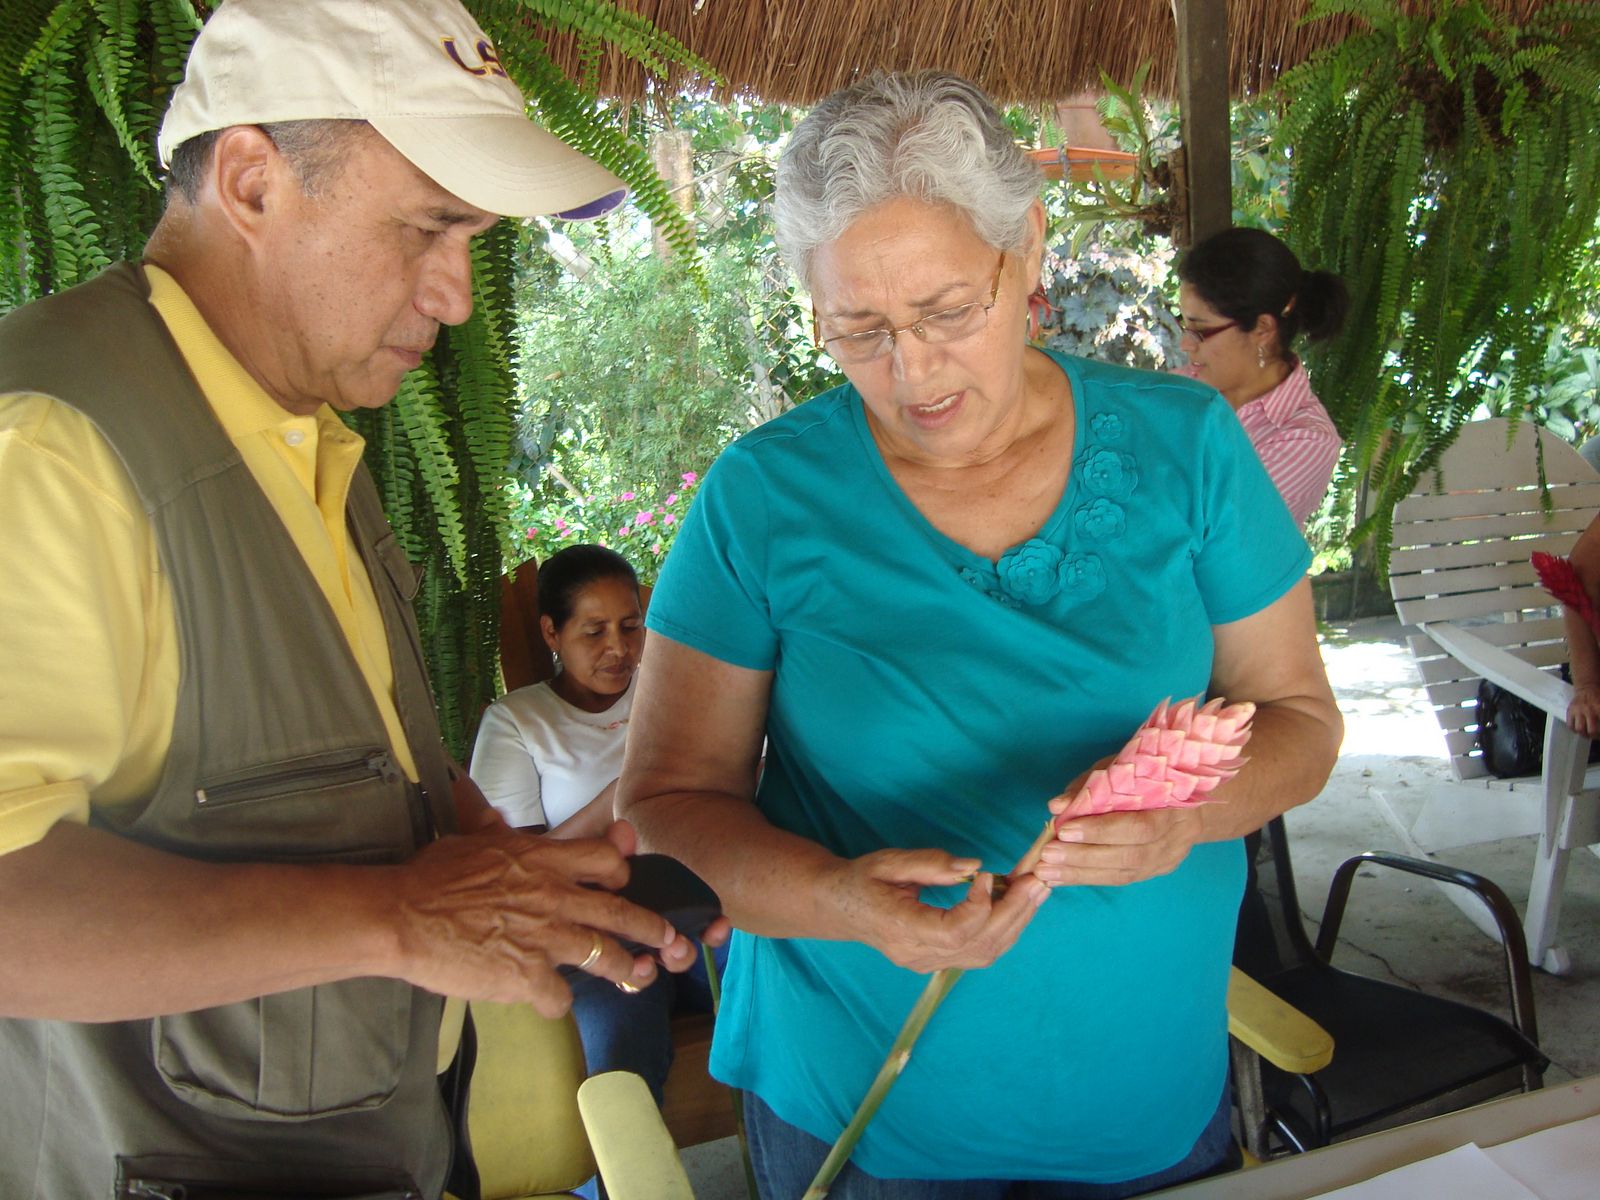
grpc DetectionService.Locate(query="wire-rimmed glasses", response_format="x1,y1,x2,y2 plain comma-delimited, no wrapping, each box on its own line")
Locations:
816,254,1007,365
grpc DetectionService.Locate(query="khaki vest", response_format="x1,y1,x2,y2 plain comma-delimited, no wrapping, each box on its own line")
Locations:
0,264,460,1199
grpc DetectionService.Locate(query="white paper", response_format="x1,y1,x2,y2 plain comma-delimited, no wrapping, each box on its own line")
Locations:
1310,1143,1543,1200
1485,1112,1600,1200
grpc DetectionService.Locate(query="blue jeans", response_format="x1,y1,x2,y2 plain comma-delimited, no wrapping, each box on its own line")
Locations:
742,1084,1241,1200
566,943,727,1199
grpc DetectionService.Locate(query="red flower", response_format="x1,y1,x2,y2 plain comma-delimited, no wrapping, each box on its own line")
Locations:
1531,552,1600,641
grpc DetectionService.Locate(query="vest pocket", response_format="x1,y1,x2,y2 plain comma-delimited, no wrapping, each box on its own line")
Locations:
118,1153,421,1198
152,976,411,1120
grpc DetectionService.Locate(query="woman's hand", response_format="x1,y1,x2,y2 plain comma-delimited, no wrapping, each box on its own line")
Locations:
1031,804,1206,888
1567,683,1600,739
826,848,1049,973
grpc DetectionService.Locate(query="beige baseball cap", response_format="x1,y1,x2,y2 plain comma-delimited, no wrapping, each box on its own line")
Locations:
157,0,626,220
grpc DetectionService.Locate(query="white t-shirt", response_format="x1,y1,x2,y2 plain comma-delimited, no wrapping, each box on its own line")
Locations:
469,676,635,829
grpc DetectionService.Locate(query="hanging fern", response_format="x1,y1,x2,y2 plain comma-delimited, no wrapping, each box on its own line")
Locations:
2,0,715,757
1278,0,1600,563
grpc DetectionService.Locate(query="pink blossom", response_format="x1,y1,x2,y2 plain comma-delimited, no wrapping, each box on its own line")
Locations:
652,541,663,555
619,491,637,502
635,510,654,525
525,527,536,539
681,472,698,485
1066,696,1254,817
665,493,678,506
554,517,569,532
618,524,632,538
663,514,676,526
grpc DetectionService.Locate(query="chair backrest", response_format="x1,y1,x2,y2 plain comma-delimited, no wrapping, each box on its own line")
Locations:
467,1001,596,1199
1234,819,1322,982
498,558,653,694
1387,418,1600,781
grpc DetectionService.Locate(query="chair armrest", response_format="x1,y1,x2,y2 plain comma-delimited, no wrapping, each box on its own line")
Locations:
577,1071,697,1200
1316,852,1540,1043
1421,620,1572,718
1226,966,1334,1075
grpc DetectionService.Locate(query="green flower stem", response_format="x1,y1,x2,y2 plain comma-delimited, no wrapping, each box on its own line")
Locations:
801,966,967,1200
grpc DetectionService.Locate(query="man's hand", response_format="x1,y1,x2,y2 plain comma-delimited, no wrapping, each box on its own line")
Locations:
388,820,698,1016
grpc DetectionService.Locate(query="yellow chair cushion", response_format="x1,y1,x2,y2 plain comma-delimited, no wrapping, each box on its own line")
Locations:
467,1000,597,1200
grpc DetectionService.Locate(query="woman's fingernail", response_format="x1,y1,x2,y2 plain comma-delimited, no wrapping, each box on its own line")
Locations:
1057,826,1086,843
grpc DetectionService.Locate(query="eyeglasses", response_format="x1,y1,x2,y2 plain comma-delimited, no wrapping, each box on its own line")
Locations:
1177,318,1237,344
815,254,1006,365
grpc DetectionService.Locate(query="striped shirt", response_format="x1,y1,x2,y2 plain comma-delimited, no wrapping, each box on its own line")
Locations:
1180,361,1341,528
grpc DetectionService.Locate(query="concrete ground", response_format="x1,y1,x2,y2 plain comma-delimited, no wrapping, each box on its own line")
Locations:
679,615,1600,1198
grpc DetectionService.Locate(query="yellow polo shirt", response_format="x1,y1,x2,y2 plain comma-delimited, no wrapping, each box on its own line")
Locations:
0,266,463,1063
0,264,419,853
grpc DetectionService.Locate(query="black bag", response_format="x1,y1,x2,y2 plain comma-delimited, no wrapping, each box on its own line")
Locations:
1475,665,1600,778
1475,679,1546,778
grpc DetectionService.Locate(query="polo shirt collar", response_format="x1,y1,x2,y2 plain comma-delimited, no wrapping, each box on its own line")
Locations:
142,263,349,443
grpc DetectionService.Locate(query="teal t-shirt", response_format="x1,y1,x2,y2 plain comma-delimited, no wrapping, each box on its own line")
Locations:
646,349,1309,1182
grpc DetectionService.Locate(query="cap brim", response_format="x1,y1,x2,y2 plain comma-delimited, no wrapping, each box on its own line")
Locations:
371,111,626,219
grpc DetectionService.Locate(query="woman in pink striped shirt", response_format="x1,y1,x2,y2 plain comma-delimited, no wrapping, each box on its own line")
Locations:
1175,228,1348,528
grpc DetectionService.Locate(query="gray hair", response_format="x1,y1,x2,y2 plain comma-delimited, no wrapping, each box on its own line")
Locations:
166,119,368,204
774,71,1043,288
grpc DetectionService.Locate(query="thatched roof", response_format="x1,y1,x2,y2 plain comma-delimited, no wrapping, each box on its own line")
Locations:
546,0,1555,106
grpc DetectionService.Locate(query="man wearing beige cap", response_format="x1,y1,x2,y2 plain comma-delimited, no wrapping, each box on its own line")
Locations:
0,1,699,1195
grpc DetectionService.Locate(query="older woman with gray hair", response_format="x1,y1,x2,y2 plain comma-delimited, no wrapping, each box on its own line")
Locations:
620,72,1342,1198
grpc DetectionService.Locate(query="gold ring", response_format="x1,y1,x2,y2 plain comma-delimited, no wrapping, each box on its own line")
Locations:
578,932,603,971
615,980,642,994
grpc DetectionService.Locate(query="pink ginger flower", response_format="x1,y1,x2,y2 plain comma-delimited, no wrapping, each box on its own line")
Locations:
1014,695,1254,879
1063,695,1254,818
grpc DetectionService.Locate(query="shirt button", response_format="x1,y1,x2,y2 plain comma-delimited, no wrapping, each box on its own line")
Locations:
284,429,306,447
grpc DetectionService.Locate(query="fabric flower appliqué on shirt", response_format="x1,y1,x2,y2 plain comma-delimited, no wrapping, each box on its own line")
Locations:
996,540,1065,606
958,565,1020,608
1076,445,1138,501
1059,551,1106,603
1090,411,1125,443
1073,497,1126,543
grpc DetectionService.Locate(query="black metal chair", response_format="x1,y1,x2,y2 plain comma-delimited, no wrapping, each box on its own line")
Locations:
1231,817,1549,1158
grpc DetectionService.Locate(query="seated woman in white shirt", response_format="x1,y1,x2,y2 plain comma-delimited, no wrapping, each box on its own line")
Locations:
471,544,719,1196
473,543,643,838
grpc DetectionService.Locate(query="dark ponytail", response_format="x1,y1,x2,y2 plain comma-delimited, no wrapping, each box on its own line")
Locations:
1292,269,1349,343
1178,227,1346,355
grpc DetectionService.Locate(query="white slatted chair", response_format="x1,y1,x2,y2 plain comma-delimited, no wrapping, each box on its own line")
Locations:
1386,417,1600,974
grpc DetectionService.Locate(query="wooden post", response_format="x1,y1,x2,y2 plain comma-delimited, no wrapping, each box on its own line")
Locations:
649,127,695,260
1174,0,1232,248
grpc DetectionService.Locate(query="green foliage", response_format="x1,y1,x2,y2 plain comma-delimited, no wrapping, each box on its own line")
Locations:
1056,63,1181,251
511,469,703,582
1277,0,1600,562
510,243,833,574
1,0,713,756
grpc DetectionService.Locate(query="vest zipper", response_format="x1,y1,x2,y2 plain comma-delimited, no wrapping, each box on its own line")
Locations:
194,750,400,808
